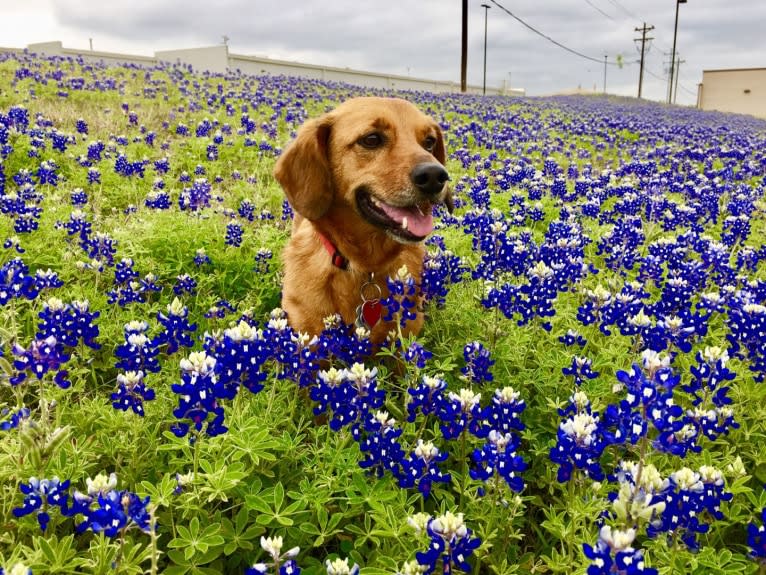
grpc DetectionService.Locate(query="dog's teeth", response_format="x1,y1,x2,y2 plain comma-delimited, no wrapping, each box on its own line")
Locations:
401,217,408,230
416,205,425,217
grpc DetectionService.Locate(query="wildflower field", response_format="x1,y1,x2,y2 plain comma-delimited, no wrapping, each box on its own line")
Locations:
2,50,766,575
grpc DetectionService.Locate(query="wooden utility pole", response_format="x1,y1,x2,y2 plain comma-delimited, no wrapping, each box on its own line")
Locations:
634,23,654,98
461,0,468,92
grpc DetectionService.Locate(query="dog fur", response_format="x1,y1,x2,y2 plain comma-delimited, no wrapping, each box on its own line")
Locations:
273,96,451,342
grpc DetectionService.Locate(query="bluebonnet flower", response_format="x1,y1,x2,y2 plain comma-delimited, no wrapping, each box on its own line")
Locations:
87,167,100,184
562,356,600,386
239,199,256,221
485,386,526,434
0,257,39,305
205,299,236,319
0,406,31,431
225,222,243,247
470,429,527,492
70,188,87,206
36,160,59,186
461,341,494,384
381,265,418,328
111,371,155,416
171,351,227,439
0,562,31,575
748,505,766,561
82,231,118,266
13,477,70,531
559,328,586,347
550,390,606,482
153,157,170,174
75,118,88,135
411,511,481,575
325,557,359,575
647,466,732,550
583,526,657,575
420,248,467,308
253,248,273,273
404,341,432,369
396,439,451,499
407,375,448,422
726,298,766,382
155,298,197,355
3,236,25,254
145,190,171,209
114,321,160,374
245,536,301,575
310,365,383,433
68,473,152,537
357,410,405,478
437,387,488,440
11,336,71,388
178,178,212,212
194,248,211,266
173,274,197,296
217,320,270,396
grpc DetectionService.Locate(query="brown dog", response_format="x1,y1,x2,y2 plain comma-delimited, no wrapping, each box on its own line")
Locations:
274,97,451,342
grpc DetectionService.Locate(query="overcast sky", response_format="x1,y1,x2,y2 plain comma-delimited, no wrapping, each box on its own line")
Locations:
1,0,763,106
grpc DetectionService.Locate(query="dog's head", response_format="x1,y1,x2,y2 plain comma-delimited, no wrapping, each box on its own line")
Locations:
274,97,451,244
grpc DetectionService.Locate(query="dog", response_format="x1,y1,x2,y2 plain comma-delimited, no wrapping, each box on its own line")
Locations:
274,96,451,343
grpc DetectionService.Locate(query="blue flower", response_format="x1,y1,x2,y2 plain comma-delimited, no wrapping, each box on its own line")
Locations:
562,356,600,386
396,439,451,499
171,351,227,439
0,406,31,432
583,526,657,575
13,477,70,531
11,336,71,388
461,341,494,384
225,222,244,247
155,298,197,355
357,410,405,478
412,511,481,575
748,506,766,560
111,371,155,416
550,391,606,482
173,274,197,296
114,321,160,373
470,430,527,492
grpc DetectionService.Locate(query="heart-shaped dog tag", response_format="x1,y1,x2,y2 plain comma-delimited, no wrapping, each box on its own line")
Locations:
361,299,382,327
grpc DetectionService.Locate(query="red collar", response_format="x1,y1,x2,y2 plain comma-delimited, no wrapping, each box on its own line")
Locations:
316,230,349,270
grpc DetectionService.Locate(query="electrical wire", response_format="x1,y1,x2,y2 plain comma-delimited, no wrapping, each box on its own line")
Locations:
487,0,622,66
582,0,616,22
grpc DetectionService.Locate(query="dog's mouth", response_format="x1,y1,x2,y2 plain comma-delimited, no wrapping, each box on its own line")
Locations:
355,188,435,243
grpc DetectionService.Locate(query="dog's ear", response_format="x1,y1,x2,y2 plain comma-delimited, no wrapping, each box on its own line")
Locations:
274,116,334,221
431,123,447,166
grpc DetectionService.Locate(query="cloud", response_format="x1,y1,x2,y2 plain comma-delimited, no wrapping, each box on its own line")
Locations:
0,0,759,106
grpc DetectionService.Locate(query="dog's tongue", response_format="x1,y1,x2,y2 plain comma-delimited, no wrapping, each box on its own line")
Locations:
379,203,434,237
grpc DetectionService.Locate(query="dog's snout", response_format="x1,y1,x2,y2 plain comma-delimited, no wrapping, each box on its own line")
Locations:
411,163,449,196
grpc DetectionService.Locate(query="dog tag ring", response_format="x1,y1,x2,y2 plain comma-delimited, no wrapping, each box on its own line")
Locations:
357,278,383,328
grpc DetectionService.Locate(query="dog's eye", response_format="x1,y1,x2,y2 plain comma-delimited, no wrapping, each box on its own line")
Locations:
359,133,384,149
423,136,437,152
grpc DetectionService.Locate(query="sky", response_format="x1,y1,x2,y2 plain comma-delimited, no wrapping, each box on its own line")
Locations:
1,0,763,106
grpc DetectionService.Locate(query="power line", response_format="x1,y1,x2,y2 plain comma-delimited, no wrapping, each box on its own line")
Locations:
582,0,616,22
603,0,640,21
487,0,621,66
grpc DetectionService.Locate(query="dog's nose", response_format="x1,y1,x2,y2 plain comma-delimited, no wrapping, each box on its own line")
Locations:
411,163,449,196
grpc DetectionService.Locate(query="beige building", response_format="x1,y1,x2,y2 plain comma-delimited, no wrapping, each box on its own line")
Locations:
697,67,766,119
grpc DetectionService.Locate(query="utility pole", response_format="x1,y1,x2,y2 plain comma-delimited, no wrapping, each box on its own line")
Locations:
461,0,468,93
673,55,686,104
634,23,654,99
481,4,490,95
603,55,607,93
